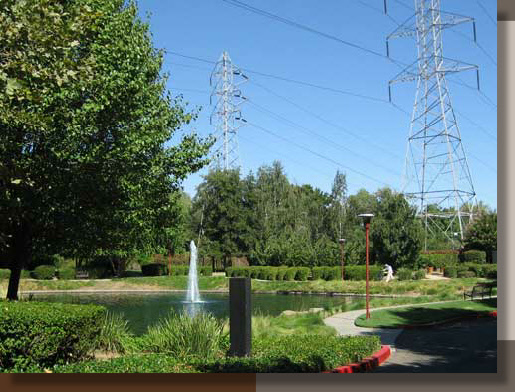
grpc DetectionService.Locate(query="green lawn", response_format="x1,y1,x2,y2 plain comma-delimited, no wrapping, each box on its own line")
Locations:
354,298,497,328
1,275,495,300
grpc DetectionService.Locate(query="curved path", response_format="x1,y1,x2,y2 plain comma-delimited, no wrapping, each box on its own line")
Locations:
324,302,497,373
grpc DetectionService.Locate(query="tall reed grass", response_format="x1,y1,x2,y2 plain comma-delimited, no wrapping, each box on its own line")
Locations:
144,310,225,359
97,311,132,354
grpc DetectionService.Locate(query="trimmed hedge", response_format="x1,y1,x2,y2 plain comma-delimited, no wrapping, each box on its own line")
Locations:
31,265,55,280
459,250,486,264
344,265,383,281
54,334,381,373
419,253,458,268
295,267,310,281
141,263,168,276
413,269,426,280
396,268,413,281
57,268,76,280
0,301,106,371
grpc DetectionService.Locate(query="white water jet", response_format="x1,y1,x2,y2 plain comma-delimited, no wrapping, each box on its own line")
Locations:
186,240,201,303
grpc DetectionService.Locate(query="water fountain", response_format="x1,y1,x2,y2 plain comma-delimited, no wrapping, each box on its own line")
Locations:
186,240,201,303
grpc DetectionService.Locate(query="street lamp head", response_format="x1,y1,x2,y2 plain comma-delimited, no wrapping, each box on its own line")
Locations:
358,213,374,226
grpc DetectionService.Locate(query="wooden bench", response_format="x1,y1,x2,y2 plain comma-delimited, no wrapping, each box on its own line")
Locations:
75,270,89,279
463,282,495,300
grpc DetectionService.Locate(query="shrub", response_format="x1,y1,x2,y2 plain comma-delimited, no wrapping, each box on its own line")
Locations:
344,265,382,281
21,270,31,278
53,353,199,373
143,311,225,359
457,270,476,278
31,264,55,280
0,301,105,371
266,267,279,281
459,250,486,264
0,269,10,280
311,267,325,280
85,255,115,279
396,268,413,281
412,269,426,280
225,267,233,277
96,312,132,354
323,267,340,281
483,264,497,279
203,334,381,373
276,267,288,281
199,266,212,276
295,267,310,281
57,267,76,280
141,263,168,276
54,334,381,373
284,268,297,281
443,265,458,278
255,267,267,279
171,265,189,276
420,253,458,268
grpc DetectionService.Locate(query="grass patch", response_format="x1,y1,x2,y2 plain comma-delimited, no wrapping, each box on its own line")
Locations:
252,312,337,338
354,298,497,328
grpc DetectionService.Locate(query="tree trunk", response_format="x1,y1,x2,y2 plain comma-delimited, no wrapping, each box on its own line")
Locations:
6,221,32,300
6,265,22,300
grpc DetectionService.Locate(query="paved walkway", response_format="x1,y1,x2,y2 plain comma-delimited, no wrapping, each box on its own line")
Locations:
323,301,497,372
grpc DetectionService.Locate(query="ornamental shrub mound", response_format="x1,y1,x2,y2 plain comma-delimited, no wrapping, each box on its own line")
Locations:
141,263,168,276
0,301,105,371
54,334,381,373
31,265,55,280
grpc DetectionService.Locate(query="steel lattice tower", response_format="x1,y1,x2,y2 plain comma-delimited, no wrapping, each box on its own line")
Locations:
209,51,248,171
387,0,479,249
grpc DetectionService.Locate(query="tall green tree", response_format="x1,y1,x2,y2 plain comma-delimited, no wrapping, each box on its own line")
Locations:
192,169,252,269
0,0,210,299
370,188,423,269
464,210,497,263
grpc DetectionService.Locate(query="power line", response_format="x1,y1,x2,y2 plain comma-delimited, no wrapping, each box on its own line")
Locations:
466,151,496,173
165,50,391,103
249,79,403,160
220,0,405,68
247,121,390,186
247,99,401,177
238,133,334,181
454,109,497,141
476,1,497,27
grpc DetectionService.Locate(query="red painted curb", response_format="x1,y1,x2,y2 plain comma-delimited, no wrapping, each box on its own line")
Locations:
323,345,391,373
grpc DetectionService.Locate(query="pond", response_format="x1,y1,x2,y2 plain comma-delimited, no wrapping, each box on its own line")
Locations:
29,292,365,335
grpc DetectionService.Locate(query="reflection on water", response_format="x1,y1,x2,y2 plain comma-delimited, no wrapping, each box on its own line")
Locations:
28,292,362,335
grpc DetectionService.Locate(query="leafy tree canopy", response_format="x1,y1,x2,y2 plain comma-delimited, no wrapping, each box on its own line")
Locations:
0,0,211,299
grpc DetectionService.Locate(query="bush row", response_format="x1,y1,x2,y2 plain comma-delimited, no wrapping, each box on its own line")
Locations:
0,301,106,371
395,268,426,281
226,266,311,281
443,263,497,279
53,334,381,373
225,265,387,281
141,263,212,277
419,250,488,268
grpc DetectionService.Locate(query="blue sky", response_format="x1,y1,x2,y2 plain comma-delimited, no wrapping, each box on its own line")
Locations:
137,0,497,209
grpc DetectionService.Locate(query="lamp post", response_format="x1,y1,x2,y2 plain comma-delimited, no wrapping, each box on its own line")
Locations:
339,239,346,282
358,213,374,319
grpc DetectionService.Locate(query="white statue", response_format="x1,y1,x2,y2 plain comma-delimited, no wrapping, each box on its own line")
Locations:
383,264,394,282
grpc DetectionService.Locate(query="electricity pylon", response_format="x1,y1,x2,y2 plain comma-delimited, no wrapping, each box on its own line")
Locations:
386,0,478,250
209,51,248,171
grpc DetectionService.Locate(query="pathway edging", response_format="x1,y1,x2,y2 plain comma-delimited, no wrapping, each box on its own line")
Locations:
323,345,392,373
